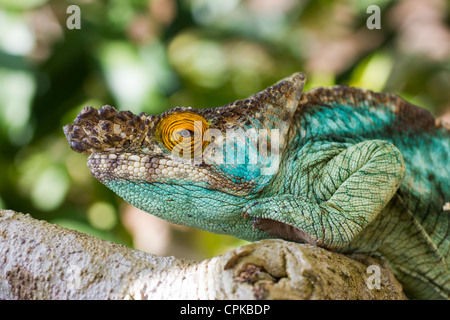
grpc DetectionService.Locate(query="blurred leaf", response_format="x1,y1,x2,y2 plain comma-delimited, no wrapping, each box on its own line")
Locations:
0,0,48,11
87,201,117,230
0,10,35,55
98,41,171,114
31,165,69,211
349,51,393,91
0,68,35,145
168,31,227,88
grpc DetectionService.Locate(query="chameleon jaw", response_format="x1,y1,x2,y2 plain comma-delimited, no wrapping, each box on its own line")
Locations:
87,151,255,197
87,151,212,184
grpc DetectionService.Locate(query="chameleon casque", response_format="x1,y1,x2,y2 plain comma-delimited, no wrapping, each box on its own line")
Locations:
63,73,449,299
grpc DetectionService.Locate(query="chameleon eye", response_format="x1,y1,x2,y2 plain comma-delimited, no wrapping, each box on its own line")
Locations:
156,112,209,158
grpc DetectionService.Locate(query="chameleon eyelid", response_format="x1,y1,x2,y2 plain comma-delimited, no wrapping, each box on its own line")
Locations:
156,112,210,157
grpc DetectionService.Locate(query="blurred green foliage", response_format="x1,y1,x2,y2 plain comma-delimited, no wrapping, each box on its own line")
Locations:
0,0,449,259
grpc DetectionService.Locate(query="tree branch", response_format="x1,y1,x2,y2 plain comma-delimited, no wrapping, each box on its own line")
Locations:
0,209,405,299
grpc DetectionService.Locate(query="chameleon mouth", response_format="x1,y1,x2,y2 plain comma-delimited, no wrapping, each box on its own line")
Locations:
86,151,210,184
252,218,318,245
86,151,255,197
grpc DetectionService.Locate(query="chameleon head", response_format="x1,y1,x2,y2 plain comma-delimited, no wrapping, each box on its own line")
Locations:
63,73,305,239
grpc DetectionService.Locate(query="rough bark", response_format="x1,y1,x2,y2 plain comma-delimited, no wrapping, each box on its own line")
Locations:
0,209,405,300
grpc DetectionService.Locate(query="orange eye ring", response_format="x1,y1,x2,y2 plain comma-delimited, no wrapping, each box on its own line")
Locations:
156,112,209,158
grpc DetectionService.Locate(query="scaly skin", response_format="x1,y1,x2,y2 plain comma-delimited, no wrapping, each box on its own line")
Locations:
64,73,449,299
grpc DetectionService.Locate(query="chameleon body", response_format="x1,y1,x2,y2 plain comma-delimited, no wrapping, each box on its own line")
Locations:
64,73,449,299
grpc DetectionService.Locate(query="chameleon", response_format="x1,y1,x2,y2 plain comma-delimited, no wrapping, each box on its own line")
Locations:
63,72,449,299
